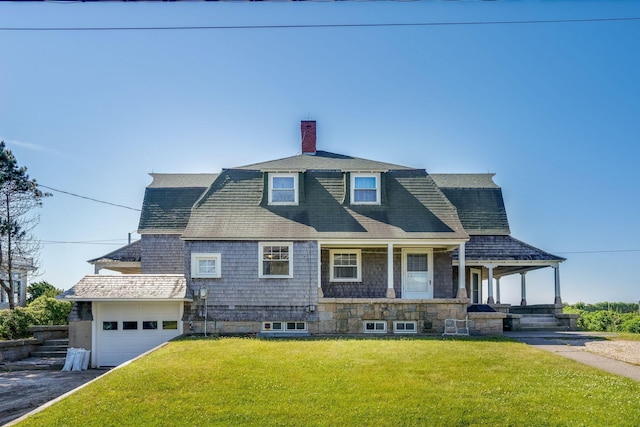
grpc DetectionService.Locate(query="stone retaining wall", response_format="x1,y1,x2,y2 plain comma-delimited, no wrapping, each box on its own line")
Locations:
0,338,42,363
30,325,68,341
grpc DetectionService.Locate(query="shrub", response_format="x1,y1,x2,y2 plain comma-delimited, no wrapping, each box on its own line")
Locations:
0,307,35,340
27,296,72,326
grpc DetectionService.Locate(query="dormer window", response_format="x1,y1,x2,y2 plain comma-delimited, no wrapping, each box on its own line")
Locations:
269,173,298,205
351,173,380,205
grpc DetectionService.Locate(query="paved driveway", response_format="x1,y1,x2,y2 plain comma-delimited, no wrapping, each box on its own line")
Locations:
0,370,107,425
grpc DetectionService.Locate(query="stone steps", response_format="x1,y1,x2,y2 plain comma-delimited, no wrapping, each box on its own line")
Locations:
28,339,69,363
519,314,565,331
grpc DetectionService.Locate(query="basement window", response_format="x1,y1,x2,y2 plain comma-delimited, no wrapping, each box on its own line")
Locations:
363,321,387,334
262,321,307,333
393,321,417,334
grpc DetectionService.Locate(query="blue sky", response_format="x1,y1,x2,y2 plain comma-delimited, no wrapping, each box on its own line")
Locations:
1,1,639,305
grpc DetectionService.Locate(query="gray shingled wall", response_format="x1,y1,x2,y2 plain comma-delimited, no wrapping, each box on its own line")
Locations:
185,241,319,322
433,252,454,298
141,234,185,274
321,248,454,299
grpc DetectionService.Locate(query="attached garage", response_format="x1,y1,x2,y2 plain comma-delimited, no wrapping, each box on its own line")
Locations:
61,274,191,368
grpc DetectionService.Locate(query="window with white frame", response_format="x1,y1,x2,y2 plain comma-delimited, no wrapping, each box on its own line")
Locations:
363,321,387,333
269,173,298,205
351,173,380,204
191,253,222,278
393,321,417,334
330,249,361,282
259,243,293,278
262,321,307,333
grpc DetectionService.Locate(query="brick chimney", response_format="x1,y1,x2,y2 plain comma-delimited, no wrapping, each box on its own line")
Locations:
301,120,316,154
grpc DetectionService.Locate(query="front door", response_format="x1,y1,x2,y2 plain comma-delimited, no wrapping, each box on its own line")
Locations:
402,248,433,299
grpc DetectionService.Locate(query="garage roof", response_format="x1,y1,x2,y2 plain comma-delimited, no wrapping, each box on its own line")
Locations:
59,275,191,301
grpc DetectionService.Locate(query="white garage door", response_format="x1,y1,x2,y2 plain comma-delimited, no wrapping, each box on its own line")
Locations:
95,301,183,367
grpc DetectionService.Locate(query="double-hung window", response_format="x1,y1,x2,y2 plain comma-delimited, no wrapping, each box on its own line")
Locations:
351,173,380,204
330,249,361,282
191,253,222,278
259,243,293,278
269,173,298,205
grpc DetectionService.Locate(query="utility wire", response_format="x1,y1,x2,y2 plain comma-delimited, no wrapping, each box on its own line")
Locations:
2,16,640,31
39,185,141,212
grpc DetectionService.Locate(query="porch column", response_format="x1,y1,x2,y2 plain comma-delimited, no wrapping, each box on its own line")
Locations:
520,272,527,306
495,277,501,304
553,263,562,305
317,243,323,298
386,243,396,298
456,242,468,299
486,265,495,304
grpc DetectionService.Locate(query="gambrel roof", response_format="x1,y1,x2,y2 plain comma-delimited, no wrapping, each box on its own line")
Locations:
181,162,468,240
138,173,218,234
430,174,510,235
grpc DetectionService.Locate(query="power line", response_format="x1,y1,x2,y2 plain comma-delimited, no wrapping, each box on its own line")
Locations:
39,185,141,212
2,16,640,32
554,249,640,255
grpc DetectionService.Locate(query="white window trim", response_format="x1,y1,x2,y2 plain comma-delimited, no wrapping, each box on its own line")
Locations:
351,173,381,205
268,173,298,206
258,242,294,278
261,321,307,333
191,253,222,278
329,249,362,282
363,321,387,334
393,321,418,334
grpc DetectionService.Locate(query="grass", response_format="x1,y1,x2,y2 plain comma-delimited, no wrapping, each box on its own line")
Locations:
18,337,640,427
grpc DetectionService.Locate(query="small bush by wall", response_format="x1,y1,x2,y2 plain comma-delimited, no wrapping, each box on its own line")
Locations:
0,296,72,340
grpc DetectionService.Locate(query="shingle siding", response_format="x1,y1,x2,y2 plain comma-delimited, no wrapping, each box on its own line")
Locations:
141,234,185,274
433,252,454,298
185,241,319,322
321,248,454,299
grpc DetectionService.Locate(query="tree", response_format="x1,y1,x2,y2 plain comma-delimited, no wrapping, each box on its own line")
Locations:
27,281,62,305
0,141,50,309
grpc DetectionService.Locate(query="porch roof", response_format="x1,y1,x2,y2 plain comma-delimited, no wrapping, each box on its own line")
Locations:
453,235,565,263
59,274,191,302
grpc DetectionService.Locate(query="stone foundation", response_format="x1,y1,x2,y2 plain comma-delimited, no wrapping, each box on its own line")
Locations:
190,299,506,336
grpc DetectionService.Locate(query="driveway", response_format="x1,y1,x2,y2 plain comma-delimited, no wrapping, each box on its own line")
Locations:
505,331,640,382
0,370,107,425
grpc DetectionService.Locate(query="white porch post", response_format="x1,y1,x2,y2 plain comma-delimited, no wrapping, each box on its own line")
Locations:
317,242,323,298
553,263,562,305
495,277,501,304
386,243,396,298
486,265,495,304
520,272,527,306
456,242,468,299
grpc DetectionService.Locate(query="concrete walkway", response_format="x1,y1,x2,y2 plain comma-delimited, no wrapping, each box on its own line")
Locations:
504,331,640,382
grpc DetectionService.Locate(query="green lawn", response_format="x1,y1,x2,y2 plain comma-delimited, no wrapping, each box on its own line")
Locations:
18,337,640,426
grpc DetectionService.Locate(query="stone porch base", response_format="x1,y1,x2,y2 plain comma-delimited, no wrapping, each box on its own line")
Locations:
191,299,506,336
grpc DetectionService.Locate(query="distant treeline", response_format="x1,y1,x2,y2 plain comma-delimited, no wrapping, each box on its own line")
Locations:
564,302,640,333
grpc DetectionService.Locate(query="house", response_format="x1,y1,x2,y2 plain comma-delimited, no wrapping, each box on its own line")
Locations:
61,120,568,367
0,258,33,309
